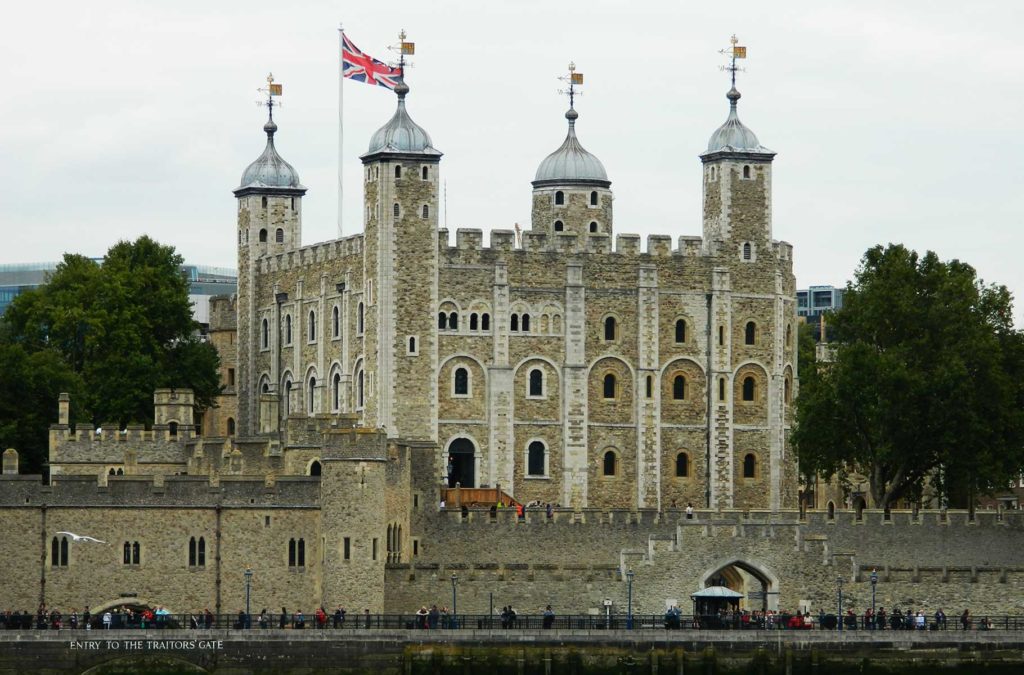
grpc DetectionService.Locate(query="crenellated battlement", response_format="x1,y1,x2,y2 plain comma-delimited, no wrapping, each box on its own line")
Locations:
437,227,711,259
258,233,365,275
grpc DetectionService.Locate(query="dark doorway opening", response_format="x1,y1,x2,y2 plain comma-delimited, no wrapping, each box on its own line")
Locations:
447,438,475,488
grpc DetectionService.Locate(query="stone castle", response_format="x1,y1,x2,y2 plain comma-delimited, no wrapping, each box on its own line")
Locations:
2,60,1022,620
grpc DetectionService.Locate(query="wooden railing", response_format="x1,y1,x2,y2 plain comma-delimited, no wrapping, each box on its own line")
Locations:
441,486,519,508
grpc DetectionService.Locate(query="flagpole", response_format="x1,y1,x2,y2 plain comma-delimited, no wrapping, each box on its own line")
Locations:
337,23,344,239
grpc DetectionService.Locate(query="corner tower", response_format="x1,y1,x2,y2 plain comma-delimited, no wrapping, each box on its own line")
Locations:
359,77,441,441
700,42,775,258
532,63,612,240
234,77,306,435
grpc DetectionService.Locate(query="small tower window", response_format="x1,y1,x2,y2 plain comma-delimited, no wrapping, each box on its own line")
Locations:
742,376,756,401
718,378,726,401
521,313,530,332
743,453,757,478
261,319,269,349
309,461,322,476
675,319,686,343
745,321,756,345
718,326,724,346
510,314,519,332
333,306,340,338
227,418,235,436
528,441,546,476
453,367,469,396
675,452,689,478
259,229,268,243
308,377,316,414
469,313,478,331
646,375,653,398
481,313,490,331
276,228,284,243
529,369,544,397
710,166,716,180
589,221,598,233
357,302,364,334
357,370,364,408
448,312,459,330
743,165,751,179
603,373,617,399
408,336,417,355
438,312,447,330
285,315,292,345
308,310,316,342
554,220,564,232
742,242,751,260
785,377,792,404
395,165,402,179
333,373,341,410
554,191,564,205
393,203,400,218
291,197,295,210
590,191,598,206
603,450,617,476
422,166,429,180
261,196,268,208
673,375,686,400
422,204,429,219
604,316,617,341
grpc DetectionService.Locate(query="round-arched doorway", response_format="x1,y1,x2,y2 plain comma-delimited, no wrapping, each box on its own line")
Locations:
446,438,476,488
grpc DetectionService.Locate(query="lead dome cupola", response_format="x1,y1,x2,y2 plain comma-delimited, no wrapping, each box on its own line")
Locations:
363,82,441,158
702,87,774,158
533,107,610,188
236,113,305,194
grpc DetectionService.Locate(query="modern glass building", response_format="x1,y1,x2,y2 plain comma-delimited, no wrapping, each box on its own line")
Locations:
796,285,844,341
0,261,237,325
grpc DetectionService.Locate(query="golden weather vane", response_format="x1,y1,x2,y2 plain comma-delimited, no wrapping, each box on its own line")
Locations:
389,29,415,77
256,72,283,116
719,34,747,88
558,61,584,108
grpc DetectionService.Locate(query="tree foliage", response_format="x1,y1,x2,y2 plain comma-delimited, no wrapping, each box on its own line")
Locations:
0,237,220,471
793,244,1024,508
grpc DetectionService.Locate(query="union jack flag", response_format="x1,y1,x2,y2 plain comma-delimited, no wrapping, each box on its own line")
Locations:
342,34,402,90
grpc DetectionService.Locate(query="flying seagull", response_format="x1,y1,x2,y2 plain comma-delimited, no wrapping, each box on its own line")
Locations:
56,531,108,544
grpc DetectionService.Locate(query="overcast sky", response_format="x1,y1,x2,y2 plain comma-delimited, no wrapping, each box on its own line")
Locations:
2,1,1023,321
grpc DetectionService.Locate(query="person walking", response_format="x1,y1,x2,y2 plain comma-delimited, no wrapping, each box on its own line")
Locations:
960,609,971,631
543,605,555,629
102,611,112,630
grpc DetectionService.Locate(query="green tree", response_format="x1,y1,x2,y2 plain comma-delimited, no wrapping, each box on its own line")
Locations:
1,237,220,470
793,244,1024,508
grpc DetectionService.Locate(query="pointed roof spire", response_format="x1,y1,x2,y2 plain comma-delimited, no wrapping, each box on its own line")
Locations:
702,36,774,158
533,62,610,187
235,73,304,195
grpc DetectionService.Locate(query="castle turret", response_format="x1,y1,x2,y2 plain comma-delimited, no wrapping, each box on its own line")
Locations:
359,77,441,440
700,83,775,258
531,64,612,240
234,77,307,435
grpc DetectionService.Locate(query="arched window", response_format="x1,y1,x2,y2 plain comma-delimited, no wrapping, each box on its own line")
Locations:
261,319,269,349
527,441,546,476
554,220,564,232
308,310,316,342
275,228,284,243
742,242,751,260
589,221,598,233
262,196,268,208
604,316,617,341
481,313,490,331
393,203,400,218
510,314,519,332
784,378,792,404
827,501,836,520
357,370,364,408
744,321,756,345
470,313,478,330
308,377,316,413
675,319,686,343
672,375,686,400
710,166,716,180
332,306,340,338
529,369,544,397
123,541,131,565
438,312,448,330
168,421,178,437
132,542,140,565
422,166,428,180
51,536,68,567
521,314,530,332
743,453,757,478
590,191,598,206
284,379,292,416
394,165,401,179
675,452,689,478
261,379,270,394
227,418,235,436
357,303,364,334
309,461,322,476
258,228,267,242
743,165,751,179
333,373,341,410
603,373,617,399
422,204,429,219
603,450,617,476
453,367,469,396
189,536,197,566
408,336,417,354
449,312,459,330
742,376,755,401
285,314,292,344
554,190,564,205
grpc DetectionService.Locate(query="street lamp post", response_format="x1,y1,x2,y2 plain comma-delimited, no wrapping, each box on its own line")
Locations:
836,576,844,632
870,568,878,629
450,574,458,629
626,569,635,630
244,567,253,629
